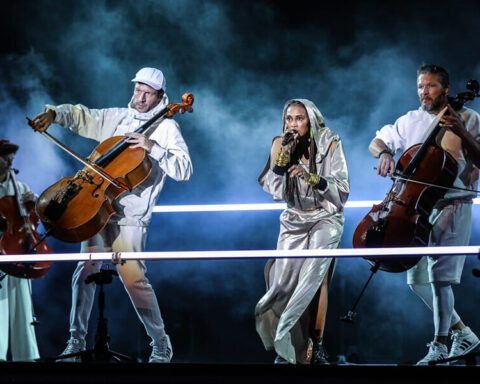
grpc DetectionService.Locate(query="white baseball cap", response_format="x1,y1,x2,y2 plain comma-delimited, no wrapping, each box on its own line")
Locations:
131,67,166,91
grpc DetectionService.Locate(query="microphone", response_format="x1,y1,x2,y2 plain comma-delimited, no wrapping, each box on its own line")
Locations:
282,130,298,146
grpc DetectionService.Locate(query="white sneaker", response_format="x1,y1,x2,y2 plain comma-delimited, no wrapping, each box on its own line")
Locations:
416,341,449,365
449,327,480,360
59,337,86,362
149,335,173,363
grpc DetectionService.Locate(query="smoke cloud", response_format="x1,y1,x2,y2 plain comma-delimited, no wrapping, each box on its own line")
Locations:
1,0,480,363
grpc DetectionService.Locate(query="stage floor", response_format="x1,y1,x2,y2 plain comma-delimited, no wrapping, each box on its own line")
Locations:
0,362,478,384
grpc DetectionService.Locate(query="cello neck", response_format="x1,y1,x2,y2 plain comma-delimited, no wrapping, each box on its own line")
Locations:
402,125,443,176
401,87,478,177
401,110,447,176
9,169,29,219
94,105,170,167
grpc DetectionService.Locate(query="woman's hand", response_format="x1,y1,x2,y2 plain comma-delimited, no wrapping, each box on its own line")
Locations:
288,164,309,181
281,129,298,153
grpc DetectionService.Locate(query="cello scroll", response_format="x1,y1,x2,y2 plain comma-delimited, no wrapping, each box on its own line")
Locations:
165,93,194,117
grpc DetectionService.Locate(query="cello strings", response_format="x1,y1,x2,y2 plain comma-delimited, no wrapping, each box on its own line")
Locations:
39,131,128,190
391,173,480,194
371,166,480,194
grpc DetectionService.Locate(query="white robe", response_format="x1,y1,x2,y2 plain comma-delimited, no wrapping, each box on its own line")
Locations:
255,99,349,364
0,176,39,361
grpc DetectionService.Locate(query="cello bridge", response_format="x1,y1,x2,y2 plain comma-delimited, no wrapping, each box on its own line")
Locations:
386,192,406,206
74,170,95,184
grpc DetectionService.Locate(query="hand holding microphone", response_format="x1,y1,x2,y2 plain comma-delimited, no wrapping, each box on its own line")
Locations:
282,129,298,147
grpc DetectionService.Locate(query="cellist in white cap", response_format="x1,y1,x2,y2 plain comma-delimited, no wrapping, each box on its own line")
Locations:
30,67,192,363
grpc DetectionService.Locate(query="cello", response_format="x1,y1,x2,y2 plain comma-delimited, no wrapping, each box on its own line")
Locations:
342,80,480,322
0,169,52,279
28,93,194,243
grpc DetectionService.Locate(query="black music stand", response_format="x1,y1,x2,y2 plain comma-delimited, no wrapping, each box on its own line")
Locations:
47,268,135,362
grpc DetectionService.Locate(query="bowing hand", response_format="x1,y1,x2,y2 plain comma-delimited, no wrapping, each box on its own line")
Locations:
377,152,395,177
28,110,55,132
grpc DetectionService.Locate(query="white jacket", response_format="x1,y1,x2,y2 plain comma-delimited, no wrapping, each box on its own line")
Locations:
45,94,192,226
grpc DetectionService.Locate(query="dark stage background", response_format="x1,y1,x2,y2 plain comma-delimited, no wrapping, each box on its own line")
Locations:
1,0,480,364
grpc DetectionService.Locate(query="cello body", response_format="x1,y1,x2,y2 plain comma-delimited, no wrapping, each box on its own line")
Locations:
33,92,194,244
353,143,458,272
0,179,52,279
36,136,152,243
352,84,480,273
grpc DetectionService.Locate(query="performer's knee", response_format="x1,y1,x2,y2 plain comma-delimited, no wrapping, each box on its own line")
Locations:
408,283,424,294
122,275,150,294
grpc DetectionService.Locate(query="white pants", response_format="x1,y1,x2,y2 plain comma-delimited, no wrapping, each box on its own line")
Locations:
407,201,472,284
407,201,472,336
0,275,39,361
69,223,166,344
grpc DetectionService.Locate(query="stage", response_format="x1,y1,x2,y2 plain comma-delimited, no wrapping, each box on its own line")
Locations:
0,361,478,384
2,1,480,382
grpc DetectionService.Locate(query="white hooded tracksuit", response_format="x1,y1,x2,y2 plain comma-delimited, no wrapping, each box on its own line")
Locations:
46,93,192,347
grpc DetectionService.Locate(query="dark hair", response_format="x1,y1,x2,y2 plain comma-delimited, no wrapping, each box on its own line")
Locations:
417,64,449,88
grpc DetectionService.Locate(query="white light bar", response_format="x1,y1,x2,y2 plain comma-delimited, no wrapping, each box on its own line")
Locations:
0,252,115,263
0,246,478,263
153,203,287,212
154,198,480,213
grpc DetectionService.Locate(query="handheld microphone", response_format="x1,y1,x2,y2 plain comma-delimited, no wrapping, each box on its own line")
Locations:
282,130,298,146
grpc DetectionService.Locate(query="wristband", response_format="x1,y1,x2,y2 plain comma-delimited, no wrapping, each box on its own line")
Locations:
275,150,290,167
313,177,328,191
304,173,320,187
378,149,393,158
272,165,288,175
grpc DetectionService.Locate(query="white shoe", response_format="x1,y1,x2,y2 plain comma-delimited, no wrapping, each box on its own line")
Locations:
449,327,480,360
149,335,173,363
59,337,86,362
416,341,448,365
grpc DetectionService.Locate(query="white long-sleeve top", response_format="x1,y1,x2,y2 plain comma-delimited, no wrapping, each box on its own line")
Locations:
375,106,480,201
0,176,30,200
45,94,192,226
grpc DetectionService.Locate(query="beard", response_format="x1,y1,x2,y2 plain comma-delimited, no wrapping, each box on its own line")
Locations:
421,91,447,113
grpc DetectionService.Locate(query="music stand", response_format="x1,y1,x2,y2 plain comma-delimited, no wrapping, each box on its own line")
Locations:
47,268,136,362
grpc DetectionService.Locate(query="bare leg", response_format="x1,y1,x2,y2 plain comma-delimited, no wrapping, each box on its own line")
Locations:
313,276,329,339
310,268,332,365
